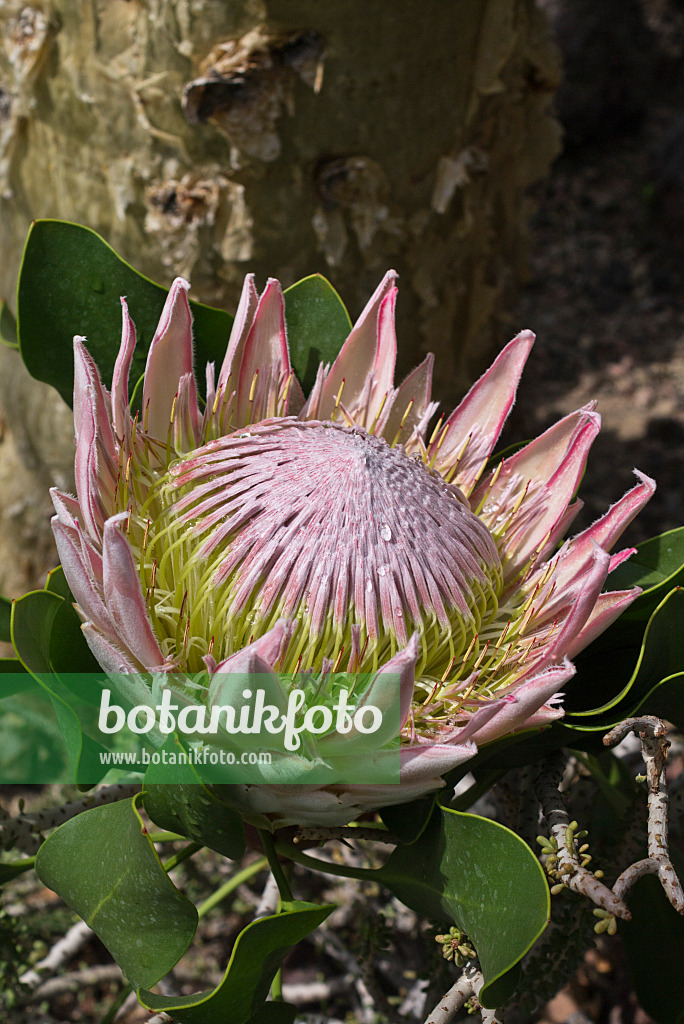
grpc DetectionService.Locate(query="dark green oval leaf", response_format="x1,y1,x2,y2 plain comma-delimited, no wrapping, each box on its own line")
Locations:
17,220,233,406
565,587,684,728
629,672,684,732
0,300,18,349
0,595,12,643
620,849,684,1024
143,746,246,861
11,589,109,784
609,526,684,621
10,589,62,674
138,901,333,1023
379,794,436,844
0,859,35,884
44,566,102,676
284,274,351,392
375,804,549,1007
35,794,197,988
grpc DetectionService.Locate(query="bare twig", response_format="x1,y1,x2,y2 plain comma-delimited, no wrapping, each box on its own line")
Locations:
31,963,122,998
1,784,140,853
19,918,94,989
423,964,482,1024
535,755,631,919
254,873,280,919
318,925,376,1024
294,825,400,845
605,717,684,913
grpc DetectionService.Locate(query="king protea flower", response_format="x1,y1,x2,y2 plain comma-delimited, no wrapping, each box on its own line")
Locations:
51,272,654,825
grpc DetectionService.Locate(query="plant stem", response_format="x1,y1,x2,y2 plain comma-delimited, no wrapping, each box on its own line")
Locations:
197,856,269,919
271,967,283,1001
258,829,294,903
162,841,202,873
99,981,133,1024
0,855,36,876
275,839,379,882
147,830,185,843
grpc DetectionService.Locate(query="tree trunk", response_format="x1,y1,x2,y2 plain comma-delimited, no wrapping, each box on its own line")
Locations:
0,0,561,595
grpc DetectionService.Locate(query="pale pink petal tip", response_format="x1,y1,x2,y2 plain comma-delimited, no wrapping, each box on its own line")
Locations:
102,515,166,669
236,278,290,424
317,271,398,421
142,277,195,441
112,297,137,441
218,273,259,391
432,329,535,492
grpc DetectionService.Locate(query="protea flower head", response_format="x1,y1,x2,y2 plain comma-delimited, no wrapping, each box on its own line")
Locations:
52,271,654,825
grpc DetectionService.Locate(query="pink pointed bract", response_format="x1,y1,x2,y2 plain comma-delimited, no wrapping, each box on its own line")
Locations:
51,273,655,826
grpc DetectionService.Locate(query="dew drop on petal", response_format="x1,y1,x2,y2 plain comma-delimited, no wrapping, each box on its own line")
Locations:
380,524,392,541
482,503,500,516
378,564,389,577
366,579,373,593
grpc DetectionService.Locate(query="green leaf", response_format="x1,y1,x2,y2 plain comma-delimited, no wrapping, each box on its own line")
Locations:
245,1004,298,1024
0,665,33,696
44,566,102,676
10,589,61,674
375,804,549,1007
620,849,684,1024
17,220,233,407
564,588,684,729
143,747,246,860
138,901,333,1023
379,794,436,844
35,795,197,988
0,301,18,349
283,274,351,392
629,672,684,732
609,526,684,621
11,589,109,784
0,859,34,884
0,595,12,642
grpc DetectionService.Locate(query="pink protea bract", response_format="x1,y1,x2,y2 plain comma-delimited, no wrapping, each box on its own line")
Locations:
51,271,655,825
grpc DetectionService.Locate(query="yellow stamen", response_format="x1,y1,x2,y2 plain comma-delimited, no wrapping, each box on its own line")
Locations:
370,391,389,434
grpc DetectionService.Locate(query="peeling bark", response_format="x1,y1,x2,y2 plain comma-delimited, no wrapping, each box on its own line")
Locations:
0,0,561,594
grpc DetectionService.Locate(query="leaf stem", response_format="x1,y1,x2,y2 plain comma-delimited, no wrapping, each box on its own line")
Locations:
271,967,283,1001
197,856,269,919
0,855,36,876
99,981,133,1024
259,829,294,903
147,830,185,843
275,839,379,882
162,841,202,873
